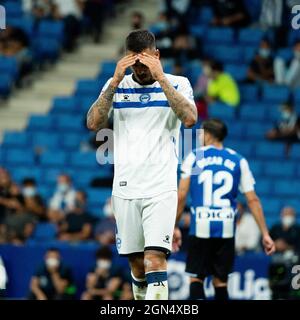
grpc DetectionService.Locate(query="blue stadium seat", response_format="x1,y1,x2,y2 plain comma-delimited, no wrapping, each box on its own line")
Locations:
248,160,264,176
0,57,18,78
78,97,95,112
35,38,61,61
204,28,234,45
0,74,14,96
238,28,264,46
73,171,95,188
40,151,68,167
293,89,300,105
87,188,112,206
27,115,54,131
274,181,300,197
38,186,53,200
224,64,248,82
243,0,262,22
288,30,300,46
209,102,236,120
262,85,290,104
41,168,64,186
31,223,57,242
2,131,31,148
240,104,265,120
75,79,101,98
256,142,285,158
6,150,35,165
211,45,243,64
196,6,213,25
5,1,23,18
243,46,257,63
37,20,64,41
61,133,83,150
189,25,206,38
245,122,271,139
226,122,245,139
264,162,295,178
290,144,300,159
70,151,98,169
32,133,60,149
239,84,259,102
255,178,272,196
260,197,282,216
7,17,34,37
51,97,78,114
276,48,293,62
10,167,43,183
100,60,117,76
55,115,85,132
224,140,253,158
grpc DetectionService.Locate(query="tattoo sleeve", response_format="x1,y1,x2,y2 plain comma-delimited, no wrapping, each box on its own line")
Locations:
86,84,117,131
159,77,197,127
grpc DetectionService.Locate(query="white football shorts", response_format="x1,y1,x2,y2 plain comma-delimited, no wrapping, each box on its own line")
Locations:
111,191,177,256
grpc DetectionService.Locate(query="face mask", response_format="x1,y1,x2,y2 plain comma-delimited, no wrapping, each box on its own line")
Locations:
294,51,300,59
203,65,211,77
156,21,168,32
23,187,36,197
46,258,59,268
282,111,291,120
282,216,295,228
97,259,112,270
58,183,69,193
103,203,114,217
259,48,271,58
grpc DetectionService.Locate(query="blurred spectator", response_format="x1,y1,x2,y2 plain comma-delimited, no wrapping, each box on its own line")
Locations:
211,0,250,28
81,246,132,300
0,168,13,224
84,0,105,43
29,248,76,300
235,202,260,254
259,0,283,29
266,103,300,150
176,206,190,252
52,0,83,52
22,178,46,221
270,207,300,253
247,39,274,83
274,40,300,88
94,198,116,245
131,11,144,30
59,191,94,241
0,183,36,244
163,0,190,22
48,175,76,223
22,0,53,21
172,27,197,63
206,61,240,108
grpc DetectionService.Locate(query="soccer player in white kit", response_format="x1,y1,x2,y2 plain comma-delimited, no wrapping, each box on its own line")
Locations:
86,30,197,300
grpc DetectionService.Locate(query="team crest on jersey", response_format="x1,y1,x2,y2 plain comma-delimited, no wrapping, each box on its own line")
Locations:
139,93,151,104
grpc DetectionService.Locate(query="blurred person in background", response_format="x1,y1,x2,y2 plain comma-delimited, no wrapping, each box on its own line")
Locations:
274,40,300,88
59,191,94,242
48,175,77,224
0,168,13,225
131,11,144,30
211,0,250,28
22,178,46,221
247,39,275,83
206,61,240,108
270,207,300,254
94,198,116,246
176,206,190,252
235,202,260,255
29,248,76,300
81,246,132,300
0,181,36,244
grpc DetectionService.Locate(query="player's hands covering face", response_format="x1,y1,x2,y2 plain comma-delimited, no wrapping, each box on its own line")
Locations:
113,54,138,85
138,52,165,81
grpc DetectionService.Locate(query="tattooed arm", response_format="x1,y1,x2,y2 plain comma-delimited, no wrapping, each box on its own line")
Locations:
86,82,117,131
87,54,138,131
138,52,197,128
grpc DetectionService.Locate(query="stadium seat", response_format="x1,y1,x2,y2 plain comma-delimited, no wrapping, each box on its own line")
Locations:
61,133,84,150
0,74,14,96
248,160,264,176
51,97,78,114
5,1,23,18
78,97,95,112
288,29,300,46
55,115,85,132
263,162,295,178
290,144,300,159
255,142,285,158
10,167,43,183
262,85,290,104
224,64,248,82
293,89,300,105
31,223,57,242
243,46,257,63
226,122,245,140
224,140,253,158
245,122,271,139
238,28,264,46
40,151,68,168
189,25,206,39
239,84,259,102
0,57,19,78
2,131,31,148
6,150,35,165
274,181,300,197
195,6,214,25
70,152,99,169
100,60,117,76
87,188,112,206
243,0,262,22
209,102,236,120
75,79,101,98
27,115,54,131
32,133,60,150
210,45,243,64
260,197,282,216
276,48,293,62
240,104,266,120
35,38,61,61
204,27,234,45
255,178,273,196
37,20,64,41
7,17,34,37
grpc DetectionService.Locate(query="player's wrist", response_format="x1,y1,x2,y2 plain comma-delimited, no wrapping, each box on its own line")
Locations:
110,78,121,88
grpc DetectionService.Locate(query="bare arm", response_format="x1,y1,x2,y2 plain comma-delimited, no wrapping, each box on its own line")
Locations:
50,271,69,294
244,190,275,255
176,177,191,224
138,53,197,128
87,54,138,131
30,277,47,300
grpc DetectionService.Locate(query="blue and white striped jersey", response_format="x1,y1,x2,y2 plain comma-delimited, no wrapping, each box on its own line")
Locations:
99,73,195,199
181,146,255,239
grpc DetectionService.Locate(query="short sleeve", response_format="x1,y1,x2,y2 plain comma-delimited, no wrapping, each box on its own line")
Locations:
178,77,196,105
181,151,196,179
238,158,256,193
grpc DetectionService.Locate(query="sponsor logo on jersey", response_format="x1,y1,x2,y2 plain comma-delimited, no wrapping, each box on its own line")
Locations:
163,235,170,244
121,94,130,101
119,181,127,187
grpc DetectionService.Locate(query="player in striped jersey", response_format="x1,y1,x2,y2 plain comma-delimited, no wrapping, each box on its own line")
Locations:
86,30,197,300
177,119,275,300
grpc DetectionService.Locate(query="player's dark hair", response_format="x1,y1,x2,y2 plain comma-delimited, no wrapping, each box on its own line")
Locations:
22,178,36,185
125,29,156,53
210,61,223,72
96,246,113,260
202,118,228,142
47,248,60,254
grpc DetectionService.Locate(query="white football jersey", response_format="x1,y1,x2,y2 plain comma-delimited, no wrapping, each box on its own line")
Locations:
99,73,195,199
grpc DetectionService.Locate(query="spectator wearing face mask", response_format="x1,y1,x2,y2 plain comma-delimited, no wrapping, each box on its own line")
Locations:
29,248,76,300
274,40,300,87
266,103,300,152
48,175,77,224
22,178,46,221
81,246,132,300
94,198,116,246
247,39,274,83
59,191,95,242
270,207,300,254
